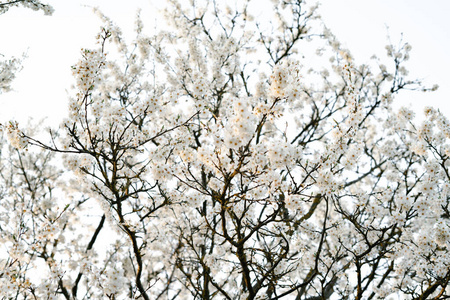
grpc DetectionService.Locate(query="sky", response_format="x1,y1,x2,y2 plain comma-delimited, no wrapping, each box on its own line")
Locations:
319,0,450,118
0,0,449,126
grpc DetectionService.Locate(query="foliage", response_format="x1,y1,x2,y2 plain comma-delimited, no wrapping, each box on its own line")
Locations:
1,0,450,299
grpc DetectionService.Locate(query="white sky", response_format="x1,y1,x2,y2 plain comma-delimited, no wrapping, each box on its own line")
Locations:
0,0,449,126
320,0,450,119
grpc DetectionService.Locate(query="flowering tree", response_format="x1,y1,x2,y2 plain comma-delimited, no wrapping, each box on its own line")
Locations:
1,0,450,299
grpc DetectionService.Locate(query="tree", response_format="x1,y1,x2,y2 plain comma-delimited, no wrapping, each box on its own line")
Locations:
1,0,449,299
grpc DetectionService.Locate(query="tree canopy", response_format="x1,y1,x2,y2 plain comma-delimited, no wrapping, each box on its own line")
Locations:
1,0,449,299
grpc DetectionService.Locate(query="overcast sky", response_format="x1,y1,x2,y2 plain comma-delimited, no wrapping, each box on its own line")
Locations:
1,0,449,126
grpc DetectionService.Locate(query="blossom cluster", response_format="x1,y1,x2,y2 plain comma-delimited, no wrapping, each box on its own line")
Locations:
71,49,106,97
1,121,28,149
0,0,54,15
0,56,21,94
